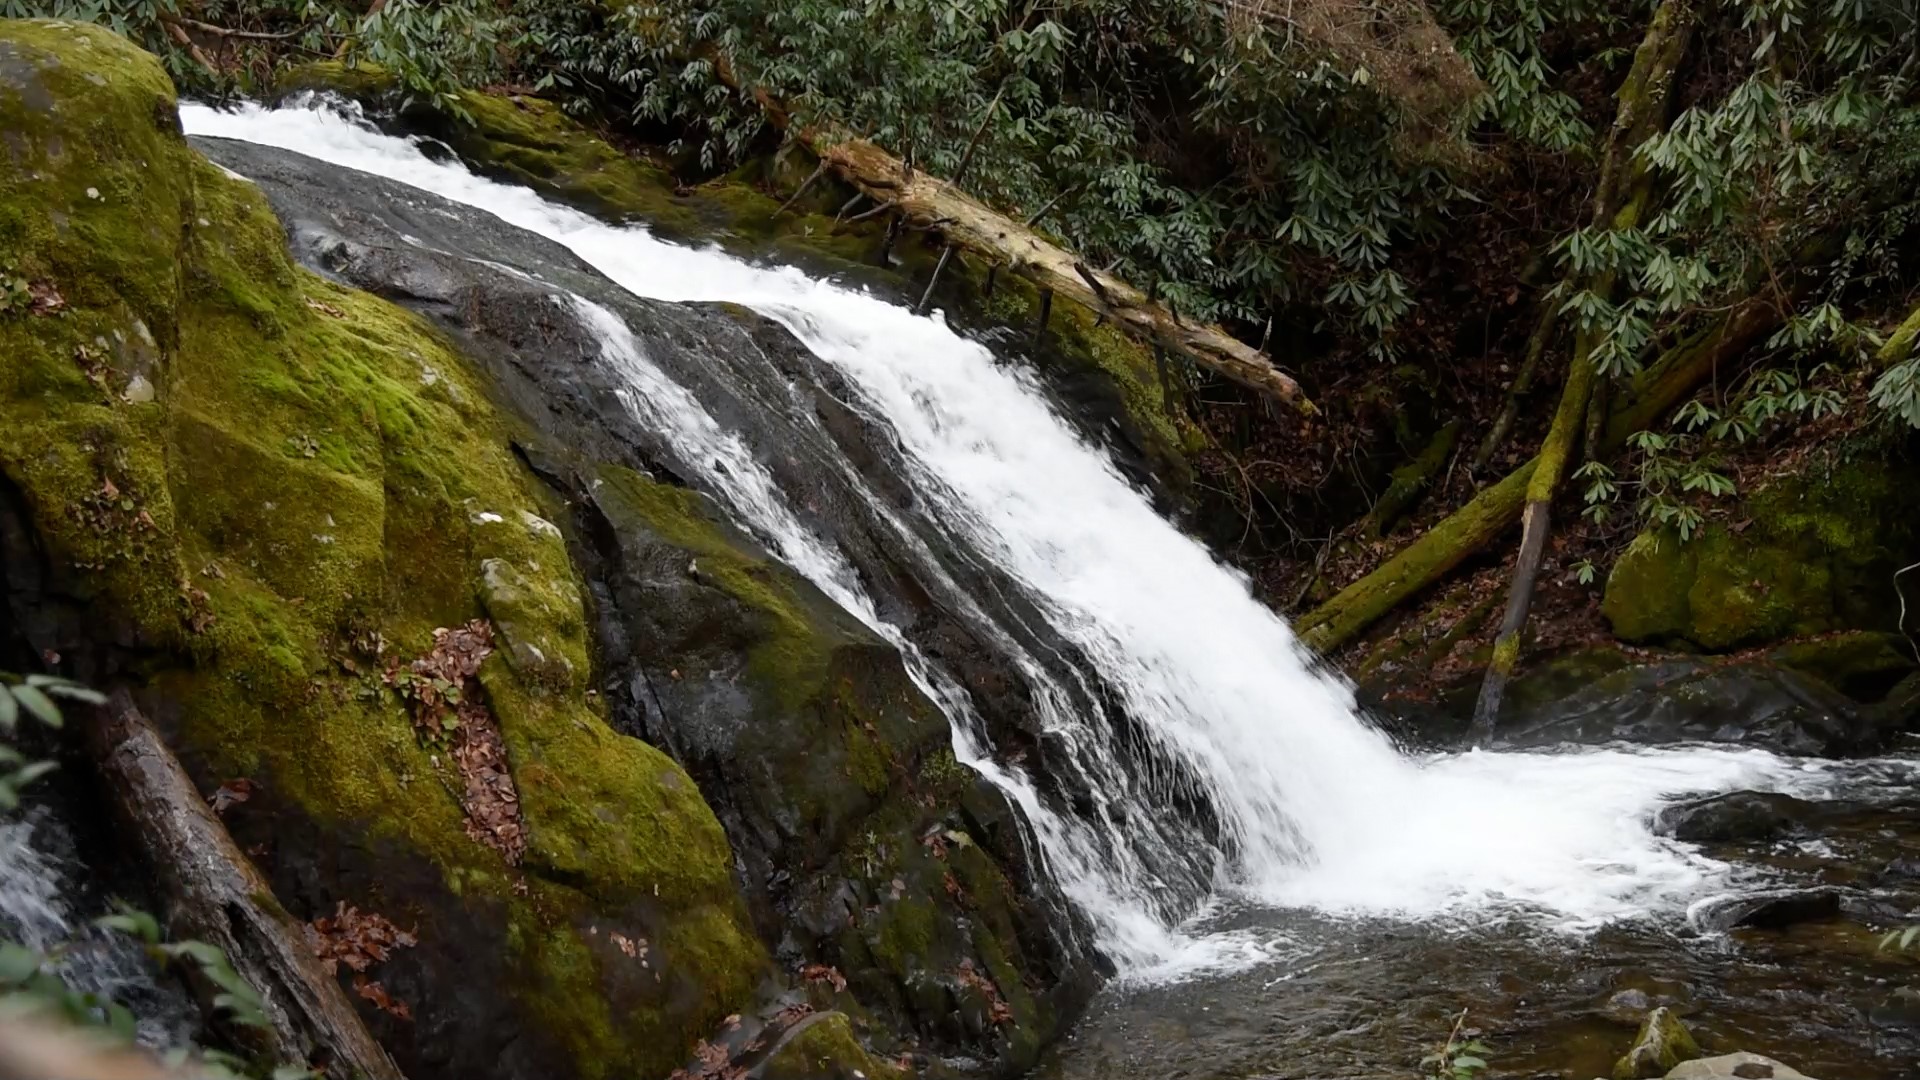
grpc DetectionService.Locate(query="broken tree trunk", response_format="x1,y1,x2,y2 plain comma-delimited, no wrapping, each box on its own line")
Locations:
86,690,406,1080
1468,0,1697,734
1293,297,1779,654
804,139,1314,412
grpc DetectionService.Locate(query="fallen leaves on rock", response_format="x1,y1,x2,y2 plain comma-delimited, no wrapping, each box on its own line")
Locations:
387,622,526,864
307,902,417,976
956,959,1014,1027
207,778,257,815
668,1038,743,1080
800,963,847,992
352,974,413,1021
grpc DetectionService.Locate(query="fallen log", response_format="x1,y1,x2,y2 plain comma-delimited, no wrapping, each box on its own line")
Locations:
1294,298,1779,654
85,691,406,1080
801,138,1314,413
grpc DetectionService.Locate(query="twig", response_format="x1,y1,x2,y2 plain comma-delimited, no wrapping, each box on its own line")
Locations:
775,162,827,216
833,192,866,223
839,199,897,226
917,244,957,315
1898,561,1920,663
164,13,306,40
949,85,1005,191
1022,183,1081,228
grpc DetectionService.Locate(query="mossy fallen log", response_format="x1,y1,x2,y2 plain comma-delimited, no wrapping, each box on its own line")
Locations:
803,139,1315,413
1295,299,1778,654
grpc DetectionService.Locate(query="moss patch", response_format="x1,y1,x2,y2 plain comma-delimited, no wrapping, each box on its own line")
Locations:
1602,457,1920,651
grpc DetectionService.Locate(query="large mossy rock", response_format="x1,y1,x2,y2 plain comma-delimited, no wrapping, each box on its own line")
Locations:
1601,458,1920,651
1,20,765,1079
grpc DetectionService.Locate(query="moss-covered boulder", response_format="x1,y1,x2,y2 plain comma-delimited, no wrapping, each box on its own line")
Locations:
1,20,763,1079
1611,1007,1702,1080
1601,458,1920,651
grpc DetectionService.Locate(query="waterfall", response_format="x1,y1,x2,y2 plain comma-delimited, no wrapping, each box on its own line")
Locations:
181,100,1835,979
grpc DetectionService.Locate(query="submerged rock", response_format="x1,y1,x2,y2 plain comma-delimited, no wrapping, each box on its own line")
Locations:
1612,1007,1702,1080
1693,888,1845,932
1654,791,1817,844
1665,1052,1817,1079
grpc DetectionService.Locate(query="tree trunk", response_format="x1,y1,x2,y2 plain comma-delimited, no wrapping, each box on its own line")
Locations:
1293,299,1778,654
1467,0,1696,733
85,691,406,1080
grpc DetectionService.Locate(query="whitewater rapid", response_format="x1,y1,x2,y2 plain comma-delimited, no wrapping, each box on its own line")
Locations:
181,99,1858,979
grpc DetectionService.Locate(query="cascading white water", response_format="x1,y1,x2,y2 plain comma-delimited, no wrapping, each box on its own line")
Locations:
183,100,1860,978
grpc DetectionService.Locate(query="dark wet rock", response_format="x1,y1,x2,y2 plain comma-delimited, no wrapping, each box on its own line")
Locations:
1654,792,1817,844
1694,888,1845,932
1874,856,1920,884
1495,656,1903,755
1870,986,1920,1032
1666,1052,1817,1080
1612,1007,1701,1079
1769,633,1918,703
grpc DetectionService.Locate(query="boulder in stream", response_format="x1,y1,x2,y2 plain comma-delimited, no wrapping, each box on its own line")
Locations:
1612,1007,1702,1080
1653,791,1817,844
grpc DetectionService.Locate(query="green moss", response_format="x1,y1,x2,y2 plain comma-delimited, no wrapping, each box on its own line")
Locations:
1602,457,1920,651
763,1012,905,1080
1,22,766,1078
1770,631,1917,700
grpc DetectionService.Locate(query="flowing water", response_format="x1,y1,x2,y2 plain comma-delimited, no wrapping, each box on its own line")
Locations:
168,98,1920,1073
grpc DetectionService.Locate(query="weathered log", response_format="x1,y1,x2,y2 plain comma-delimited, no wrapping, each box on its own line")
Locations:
1294,299,1778,654
85,691,406,1080
1878,301,1920,366
1470,0,1696,733
797,137,1314,413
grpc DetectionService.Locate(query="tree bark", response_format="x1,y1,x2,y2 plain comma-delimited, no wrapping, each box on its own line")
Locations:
1293,298,1777,654
85,691,406,1080
1468,0,1696,734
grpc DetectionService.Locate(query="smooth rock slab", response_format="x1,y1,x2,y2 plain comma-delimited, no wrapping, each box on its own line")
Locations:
1666,1051,1816,1079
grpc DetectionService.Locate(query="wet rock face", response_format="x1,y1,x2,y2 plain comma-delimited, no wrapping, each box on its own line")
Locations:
1493,656,1911,755
189,131,1099,1069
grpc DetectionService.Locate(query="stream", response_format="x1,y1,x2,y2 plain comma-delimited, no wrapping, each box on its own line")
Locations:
84,95,1919,1076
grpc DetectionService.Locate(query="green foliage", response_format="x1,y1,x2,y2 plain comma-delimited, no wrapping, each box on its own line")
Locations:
1422,1009,1493,1080
0,676,314,1077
